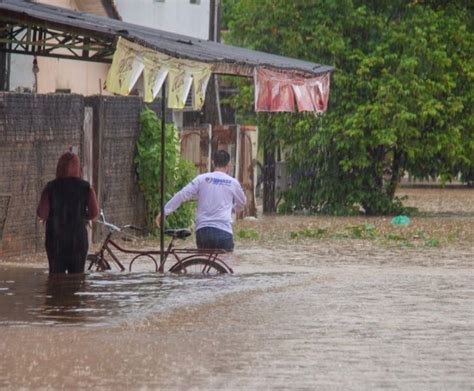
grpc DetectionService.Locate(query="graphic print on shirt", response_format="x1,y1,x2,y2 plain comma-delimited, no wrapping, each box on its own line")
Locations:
205,177,232,186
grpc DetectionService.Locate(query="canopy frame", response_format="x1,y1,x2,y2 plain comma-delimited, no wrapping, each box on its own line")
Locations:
0,15,114,63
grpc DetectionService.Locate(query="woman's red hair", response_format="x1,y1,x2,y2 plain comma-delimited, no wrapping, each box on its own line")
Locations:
56,152,81,178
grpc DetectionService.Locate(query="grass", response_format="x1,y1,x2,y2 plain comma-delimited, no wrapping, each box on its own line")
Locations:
235,228,260,240
234,216,460,249
287,222,443,247
289,228,328,239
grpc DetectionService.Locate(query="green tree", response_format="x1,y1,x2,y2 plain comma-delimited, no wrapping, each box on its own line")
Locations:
224,0,474,214
135,108,196,232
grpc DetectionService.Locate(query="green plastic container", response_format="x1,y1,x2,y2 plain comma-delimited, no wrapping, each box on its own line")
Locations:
391,215,411,225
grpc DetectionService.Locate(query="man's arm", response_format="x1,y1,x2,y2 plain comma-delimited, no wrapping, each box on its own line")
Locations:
164,177,200,216
233,181,247,212
156,179,199,227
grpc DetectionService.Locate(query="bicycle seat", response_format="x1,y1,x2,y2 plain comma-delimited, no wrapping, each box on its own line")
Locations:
164,229,192,239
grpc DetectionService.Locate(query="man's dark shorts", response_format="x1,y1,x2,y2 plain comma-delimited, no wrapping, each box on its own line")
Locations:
196,227,234,252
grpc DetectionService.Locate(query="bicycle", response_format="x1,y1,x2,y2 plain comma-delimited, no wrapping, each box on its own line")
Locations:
87,210,233,275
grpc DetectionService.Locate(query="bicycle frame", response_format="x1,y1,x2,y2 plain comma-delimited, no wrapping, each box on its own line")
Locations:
88,228,233,274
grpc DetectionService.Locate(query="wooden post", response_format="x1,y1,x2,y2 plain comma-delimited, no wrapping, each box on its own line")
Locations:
263,144,276,214
83,107,93,244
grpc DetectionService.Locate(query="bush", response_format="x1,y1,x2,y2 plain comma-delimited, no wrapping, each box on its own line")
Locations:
135,108,196,233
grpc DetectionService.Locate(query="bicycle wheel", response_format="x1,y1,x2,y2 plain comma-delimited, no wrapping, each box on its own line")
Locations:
87,254,111,271
86,254,97,271
129,254,158,272
169,257,228,275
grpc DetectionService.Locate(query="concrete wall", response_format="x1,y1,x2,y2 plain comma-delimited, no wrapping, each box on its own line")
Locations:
9,53,35,93
10,50,110,96
9,0,111,96
115,0,211,40
36,57,110,96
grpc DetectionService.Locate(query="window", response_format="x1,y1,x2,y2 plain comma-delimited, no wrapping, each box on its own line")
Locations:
190,0,200,4
154,0,165,3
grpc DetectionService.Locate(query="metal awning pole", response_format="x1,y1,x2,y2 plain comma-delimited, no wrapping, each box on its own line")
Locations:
160,83,166,269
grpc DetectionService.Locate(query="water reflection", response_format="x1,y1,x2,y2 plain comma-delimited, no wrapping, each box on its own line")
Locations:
41,274,88,324
0,266,298,327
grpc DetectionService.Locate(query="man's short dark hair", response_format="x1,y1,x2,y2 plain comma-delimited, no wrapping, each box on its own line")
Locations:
213,150,230,167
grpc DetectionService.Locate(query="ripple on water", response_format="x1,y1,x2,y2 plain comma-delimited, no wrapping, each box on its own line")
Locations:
0,266,300,327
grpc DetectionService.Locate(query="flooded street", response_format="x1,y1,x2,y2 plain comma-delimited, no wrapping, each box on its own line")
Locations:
0,188,473,390
0,266,300,328
1,245,472,390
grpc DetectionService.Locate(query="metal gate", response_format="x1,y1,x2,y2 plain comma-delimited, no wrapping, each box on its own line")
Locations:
180,125,212,173
180,124,258,217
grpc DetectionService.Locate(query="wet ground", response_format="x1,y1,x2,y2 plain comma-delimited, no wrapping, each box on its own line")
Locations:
0,187,473,390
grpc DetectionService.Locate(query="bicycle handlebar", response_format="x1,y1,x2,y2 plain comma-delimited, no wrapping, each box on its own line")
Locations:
101,220,122,232
122,225,147,233
96,210,146,234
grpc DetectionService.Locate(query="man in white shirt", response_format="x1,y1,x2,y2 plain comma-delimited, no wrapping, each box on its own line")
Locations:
156,150,247,251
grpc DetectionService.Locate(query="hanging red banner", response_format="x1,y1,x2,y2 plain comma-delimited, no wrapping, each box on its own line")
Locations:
255,68,330,113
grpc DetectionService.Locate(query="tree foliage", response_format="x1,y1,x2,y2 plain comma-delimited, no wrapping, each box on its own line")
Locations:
224,0,474,214
136,108,196,233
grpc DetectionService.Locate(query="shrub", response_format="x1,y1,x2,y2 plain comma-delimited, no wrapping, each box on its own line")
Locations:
135,108,196,233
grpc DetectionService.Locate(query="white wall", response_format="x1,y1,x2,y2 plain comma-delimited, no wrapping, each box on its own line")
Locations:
9,0,110,95
36,57,110,95
10,49,109,96
115,0,211,40
9,54,35,92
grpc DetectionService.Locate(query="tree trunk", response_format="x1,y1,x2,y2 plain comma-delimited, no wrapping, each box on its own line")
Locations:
386,148,403,199
263,144,276,214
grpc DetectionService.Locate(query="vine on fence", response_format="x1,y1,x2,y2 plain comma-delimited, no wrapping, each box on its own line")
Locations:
135,107,196,234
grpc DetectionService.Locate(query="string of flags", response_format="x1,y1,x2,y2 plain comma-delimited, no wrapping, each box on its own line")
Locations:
106,37,212,109
106,37,330,113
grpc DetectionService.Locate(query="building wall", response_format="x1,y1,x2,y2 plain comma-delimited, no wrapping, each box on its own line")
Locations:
36,57,110,96
9,53,35,92
115,0,211,40
9,0,111,96
43,0,78,8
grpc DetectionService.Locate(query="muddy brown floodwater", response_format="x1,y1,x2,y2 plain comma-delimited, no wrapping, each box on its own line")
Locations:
0,187,473,390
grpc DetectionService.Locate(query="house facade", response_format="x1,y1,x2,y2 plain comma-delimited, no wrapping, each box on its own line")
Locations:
5,0,219,116
7,0,119,95
115,0,214,41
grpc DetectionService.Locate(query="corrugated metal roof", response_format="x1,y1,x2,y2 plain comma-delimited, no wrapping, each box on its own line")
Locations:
0,0,334,77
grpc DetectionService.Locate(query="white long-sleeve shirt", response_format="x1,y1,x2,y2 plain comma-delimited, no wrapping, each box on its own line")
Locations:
164,171,247,234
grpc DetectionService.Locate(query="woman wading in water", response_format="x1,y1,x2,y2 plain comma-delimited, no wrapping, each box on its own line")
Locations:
37,150,99,273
